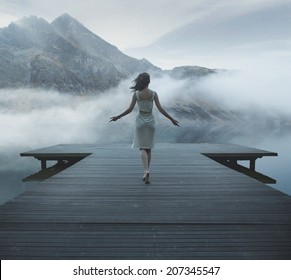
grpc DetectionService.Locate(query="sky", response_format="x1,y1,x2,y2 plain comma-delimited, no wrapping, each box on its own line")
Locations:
1,0,291,200
1,0,291,69
0,0,290,109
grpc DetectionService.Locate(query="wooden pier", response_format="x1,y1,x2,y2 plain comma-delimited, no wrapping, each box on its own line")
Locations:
0,143,291,259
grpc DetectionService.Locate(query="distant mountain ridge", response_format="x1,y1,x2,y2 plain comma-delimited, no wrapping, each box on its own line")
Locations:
0,14,216,93
0,14,290,144
0,14,158,92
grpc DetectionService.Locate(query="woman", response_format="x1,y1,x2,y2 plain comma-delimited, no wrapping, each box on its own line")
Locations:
110,72,179,184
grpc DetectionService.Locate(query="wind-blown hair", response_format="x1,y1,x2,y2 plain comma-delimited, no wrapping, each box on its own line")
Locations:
130,72,150,92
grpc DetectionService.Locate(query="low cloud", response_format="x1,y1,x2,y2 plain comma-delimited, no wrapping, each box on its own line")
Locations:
1,67,290,156
0,83,134,150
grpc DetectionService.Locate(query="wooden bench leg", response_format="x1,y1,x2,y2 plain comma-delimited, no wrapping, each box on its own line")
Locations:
41,160,47,170
250,159,256,171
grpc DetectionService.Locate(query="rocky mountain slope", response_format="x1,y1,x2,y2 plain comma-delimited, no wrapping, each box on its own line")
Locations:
0,14,163,92
1,13,288,142
0,14,218,93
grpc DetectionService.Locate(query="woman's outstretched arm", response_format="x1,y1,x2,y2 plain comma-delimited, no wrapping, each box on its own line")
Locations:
154,93,179,126
110,93,137,122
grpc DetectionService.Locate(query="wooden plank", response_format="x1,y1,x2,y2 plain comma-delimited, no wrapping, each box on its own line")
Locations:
0,143,290,259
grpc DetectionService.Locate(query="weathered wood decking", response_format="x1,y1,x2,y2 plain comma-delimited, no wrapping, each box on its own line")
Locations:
0,143,291,259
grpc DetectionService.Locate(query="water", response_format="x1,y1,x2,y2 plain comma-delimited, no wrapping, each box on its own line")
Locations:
0,151,39,205
249,135,291,196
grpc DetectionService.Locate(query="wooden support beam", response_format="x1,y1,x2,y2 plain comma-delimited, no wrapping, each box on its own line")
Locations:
250,159,256,171
206,156,276,184
40,159,47,170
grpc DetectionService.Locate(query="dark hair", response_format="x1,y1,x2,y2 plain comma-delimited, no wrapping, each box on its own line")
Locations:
130,72,150,92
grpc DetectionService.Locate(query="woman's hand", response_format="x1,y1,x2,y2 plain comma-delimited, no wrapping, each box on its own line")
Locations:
109,116,119,122
171,119,179,126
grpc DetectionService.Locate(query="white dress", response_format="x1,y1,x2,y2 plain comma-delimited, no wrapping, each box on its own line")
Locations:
132,90,156,149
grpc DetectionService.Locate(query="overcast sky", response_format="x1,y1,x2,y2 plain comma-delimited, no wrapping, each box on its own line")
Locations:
1,0,291,69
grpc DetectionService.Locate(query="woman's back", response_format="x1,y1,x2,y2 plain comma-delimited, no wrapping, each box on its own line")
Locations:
137,88,154,100
136,89,155,114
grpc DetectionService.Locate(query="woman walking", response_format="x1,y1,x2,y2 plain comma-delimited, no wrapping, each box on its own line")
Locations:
110,72,179,184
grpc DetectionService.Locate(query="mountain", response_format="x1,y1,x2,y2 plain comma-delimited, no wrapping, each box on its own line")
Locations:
0,13,218,93
0,14,162,92
165,66,216,80
0,14,289,145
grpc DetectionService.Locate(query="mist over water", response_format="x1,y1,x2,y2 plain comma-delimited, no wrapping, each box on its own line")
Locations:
1,69,291,204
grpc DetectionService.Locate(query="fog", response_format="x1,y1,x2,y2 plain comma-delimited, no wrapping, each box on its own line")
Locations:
0,83,134,149
0,67,290,151
1,69,290,151
1,68,291,204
